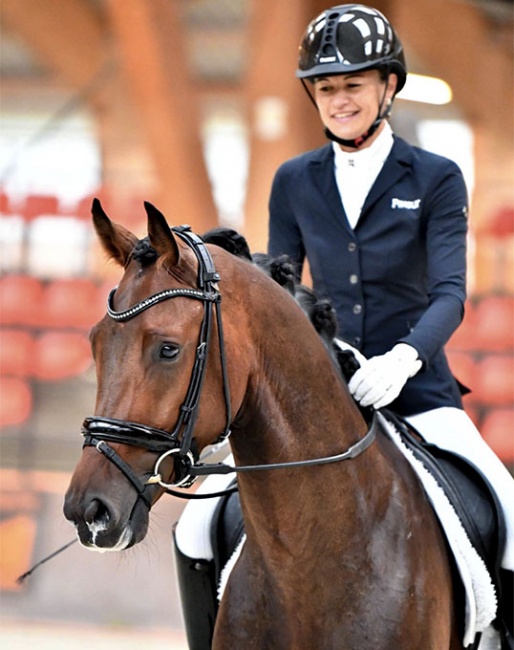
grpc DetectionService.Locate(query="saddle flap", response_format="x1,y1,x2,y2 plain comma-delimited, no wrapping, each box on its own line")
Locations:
210,481,244,585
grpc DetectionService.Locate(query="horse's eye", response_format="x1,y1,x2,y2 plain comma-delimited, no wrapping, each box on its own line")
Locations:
159,344,179,360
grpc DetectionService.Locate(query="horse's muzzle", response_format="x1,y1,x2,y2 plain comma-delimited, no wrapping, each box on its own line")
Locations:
63,483,149,552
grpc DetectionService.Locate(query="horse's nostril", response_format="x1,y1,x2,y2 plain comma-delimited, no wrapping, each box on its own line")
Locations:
84,498,109,525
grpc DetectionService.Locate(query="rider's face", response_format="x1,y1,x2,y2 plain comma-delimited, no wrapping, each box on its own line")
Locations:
313,70,397,150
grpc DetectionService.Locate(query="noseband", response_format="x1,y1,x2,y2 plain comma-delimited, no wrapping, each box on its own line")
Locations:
82,226,377,507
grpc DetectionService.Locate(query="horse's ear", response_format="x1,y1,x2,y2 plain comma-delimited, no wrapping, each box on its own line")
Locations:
145,201,180,266
91,198,138,267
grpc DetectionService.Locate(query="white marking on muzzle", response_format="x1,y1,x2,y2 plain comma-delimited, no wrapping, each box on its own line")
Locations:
84,515,133,553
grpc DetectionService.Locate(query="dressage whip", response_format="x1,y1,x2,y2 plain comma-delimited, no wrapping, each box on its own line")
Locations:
16,539,78,584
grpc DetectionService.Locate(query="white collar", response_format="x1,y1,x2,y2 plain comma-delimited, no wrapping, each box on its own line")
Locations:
333,122,394,169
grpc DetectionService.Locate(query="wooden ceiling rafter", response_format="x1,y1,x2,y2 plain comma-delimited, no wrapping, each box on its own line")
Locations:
105,0,218,231
1,0,105,88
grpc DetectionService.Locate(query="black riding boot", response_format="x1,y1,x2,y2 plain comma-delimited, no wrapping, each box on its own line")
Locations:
172,526,218,650
499,568,514,650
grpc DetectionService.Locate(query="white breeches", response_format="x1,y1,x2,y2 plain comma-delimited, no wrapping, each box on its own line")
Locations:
406,407,514,570
175,458,235,560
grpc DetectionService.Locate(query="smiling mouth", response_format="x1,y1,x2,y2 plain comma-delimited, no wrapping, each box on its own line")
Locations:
333,111,358,121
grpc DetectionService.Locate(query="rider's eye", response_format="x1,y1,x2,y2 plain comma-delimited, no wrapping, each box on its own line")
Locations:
159,344,180,360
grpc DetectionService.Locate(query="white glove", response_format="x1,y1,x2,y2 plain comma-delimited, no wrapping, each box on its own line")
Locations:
348,343,422,409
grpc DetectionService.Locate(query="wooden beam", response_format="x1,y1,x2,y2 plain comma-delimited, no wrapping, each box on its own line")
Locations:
392,0,514,234
1,0,104,87
243,0,325,252
105,0,218,232
393,0,513,138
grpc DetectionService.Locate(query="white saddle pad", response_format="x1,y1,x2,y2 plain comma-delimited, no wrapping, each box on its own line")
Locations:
377,412,497,647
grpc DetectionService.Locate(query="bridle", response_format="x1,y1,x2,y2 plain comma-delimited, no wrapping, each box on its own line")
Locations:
82,226,232,503
82,226,377,506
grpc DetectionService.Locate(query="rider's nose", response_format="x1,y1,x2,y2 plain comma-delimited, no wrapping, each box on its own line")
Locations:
332,90,350,108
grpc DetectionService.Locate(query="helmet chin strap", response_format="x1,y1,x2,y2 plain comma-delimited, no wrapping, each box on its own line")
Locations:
301,76,392,150
323,121,378,149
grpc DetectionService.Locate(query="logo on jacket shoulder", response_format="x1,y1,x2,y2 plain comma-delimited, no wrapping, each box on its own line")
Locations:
391,198,421,210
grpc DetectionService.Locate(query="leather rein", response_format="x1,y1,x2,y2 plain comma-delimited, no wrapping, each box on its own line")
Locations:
82,226,377,505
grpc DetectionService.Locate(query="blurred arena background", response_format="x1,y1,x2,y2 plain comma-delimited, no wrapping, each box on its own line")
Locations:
0,0,512,646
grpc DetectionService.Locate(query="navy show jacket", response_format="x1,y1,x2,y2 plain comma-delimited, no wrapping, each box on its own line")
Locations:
268,136,469,416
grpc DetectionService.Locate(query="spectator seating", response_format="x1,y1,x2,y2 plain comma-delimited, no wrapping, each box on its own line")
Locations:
0,377,32,428
481,409,514,463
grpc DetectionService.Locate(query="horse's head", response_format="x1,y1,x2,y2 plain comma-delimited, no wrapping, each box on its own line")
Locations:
63,199,251,551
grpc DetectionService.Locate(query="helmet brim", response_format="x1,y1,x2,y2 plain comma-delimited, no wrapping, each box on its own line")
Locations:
296,61,406,93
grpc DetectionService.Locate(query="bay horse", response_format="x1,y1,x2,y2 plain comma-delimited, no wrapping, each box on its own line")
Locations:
64,200,462,649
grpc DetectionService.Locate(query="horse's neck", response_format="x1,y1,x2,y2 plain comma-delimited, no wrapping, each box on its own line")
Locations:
230,332,373,555
247,335,367,454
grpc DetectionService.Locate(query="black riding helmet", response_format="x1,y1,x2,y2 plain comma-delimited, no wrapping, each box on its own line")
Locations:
297,4,407,148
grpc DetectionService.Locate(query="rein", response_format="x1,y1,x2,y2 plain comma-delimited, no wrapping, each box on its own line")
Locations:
185,415,377,476
82,226,377,504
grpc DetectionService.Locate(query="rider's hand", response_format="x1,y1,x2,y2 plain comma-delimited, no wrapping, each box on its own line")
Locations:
348,344,422,409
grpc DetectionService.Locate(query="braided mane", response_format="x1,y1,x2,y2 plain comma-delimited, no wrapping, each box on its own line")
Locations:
132,237,157,266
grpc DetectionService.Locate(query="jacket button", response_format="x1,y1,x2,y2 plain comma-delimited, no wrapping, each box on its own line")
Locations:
349,274,358,284
348,242,357,252
353,304,362,314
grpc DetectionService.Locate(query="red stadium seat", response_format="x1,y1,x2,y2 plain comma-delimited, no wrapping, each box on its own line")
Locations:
0,377,32,428
22,194,60,221
32,331,92,380
41,279,106,330
473,355,514,407
0,276,44,326
481,408,514,463
483,207,514,238
446,350,476,390
474,296,514,352
447,302,478,351
0,329,34,377
0,192,11,214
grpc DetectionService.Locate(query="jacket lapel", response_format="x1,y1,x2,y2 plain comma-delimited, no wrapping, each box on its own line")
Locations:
361,136,413,216
308,145,353,233
305,136,415,232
